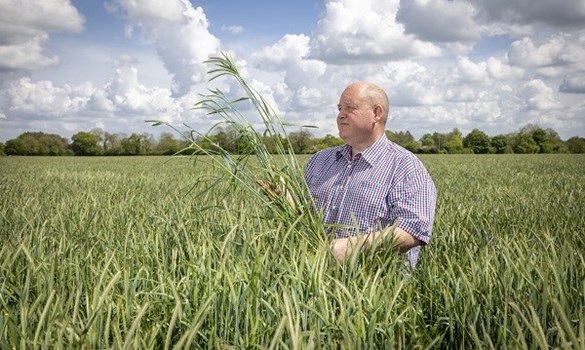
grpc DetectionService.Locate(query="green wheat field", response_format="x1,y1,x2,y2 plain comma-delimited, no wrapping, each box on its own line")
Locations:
1,154,584,349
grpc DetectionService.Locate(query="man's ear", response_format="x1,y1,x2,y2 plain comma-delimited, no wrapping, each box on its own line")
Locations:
373,105,384,122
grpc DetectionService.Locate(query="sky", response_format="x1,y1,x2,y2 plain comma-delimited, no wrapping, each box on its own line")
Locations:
1,0,585,143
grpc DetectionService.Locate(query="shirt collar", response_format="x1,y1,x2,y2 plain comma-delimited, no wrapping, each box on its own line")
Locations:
335,144,352,161
335,135,389,164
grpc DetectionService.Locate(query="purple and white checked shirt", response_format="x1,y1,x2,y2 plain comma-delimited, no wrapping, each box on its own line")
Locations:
304,135,437,267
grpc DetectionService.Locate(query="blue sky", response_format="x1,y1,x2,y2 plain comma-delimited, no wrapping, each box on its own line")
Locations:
1,0,584,142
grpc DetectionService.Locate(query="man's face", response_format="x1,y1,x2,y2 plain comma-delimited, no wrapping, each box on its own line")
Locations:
336,85,376,147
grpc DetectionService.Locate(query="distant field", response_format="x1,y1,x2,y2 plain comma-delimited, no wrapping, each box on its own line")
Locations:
1,155,584,349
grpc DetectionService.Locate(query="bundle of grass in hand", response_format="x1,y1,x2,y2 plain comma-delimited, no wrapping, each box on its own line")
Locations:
149,52,325,248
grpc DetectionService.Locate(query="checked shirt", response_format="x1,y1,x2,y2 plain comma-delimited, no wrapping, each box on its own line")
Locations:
304,135,437,267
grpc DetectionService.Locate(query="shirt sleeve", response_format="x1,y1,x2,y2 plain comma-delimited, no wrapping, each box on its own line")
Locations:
390,165,437,244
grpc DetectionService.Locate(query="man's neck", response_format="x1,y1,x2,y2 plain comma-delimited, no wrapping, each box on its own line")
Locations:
350,133,384,158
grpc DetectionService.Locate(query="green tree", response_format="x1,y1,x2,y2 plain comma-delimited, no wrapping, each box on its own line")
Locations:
463,129,491,154
386,130,415,146
432,132,449,153
543,128,567,153
419,133,436,153
531,127,552,153
154,132,183,155
443,128,464,154
512,133,539,154
103,132,125,155
490,135,509,154
260,134,287,154
71,131,103,156
566,136,585,153
5,138,25,155
234,128,256,155
517,124,566,153
0,142,5,156
4,132,70,155
120,133,153,155
206,126,237,153
289,128,314,154
314,134,343,152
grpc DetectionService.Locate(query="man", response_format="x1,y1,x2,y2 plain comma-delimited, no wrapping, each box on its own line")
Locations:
304,81,436,268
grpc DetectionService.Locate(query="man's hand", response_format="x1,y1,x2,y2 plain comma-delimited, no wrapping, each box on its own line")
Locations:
331,237,353,263
256,177,297,210
330,220,421,263
256,179,283,201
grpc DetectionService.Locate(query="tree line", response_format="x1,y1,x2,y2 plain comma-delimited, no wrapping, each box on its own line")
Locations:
1,124,584,156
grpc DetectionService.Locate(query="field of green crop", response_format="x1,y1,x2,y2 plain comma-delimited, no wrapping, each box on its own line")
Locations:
1,154,584,349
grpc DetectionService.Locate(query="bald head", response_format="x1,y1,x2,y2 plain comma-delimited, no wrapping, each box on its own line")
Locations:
345,81,389,125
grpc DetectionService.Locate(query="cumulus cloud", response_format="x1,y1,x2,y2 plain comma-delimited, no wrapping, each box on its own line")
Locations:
559,72,585,94
0,0,84,71
250,34,328,117
106,0,221,96
309,0,442,64
1,78,88,117
485,56,525,80
521,79,562,110
376,61,444,107
454,57,489,84
252,34,326,88
396,0,585,54
0,55,194,139
103,56,180,116
397,0,480,42
472,0,585,29
0,34,59,70
253,34,311,67
508,34,585,69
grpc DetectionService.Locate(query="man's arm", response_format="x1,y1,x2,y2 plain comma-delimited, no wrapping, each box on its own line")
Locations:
331,226,423,263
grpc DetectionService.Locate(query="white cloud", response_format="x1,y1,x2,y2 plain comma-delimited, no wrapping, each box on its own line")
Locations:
472,0,585,28
508,34,585,69
397,0,480,42
252,34,327,91
377,61,444,107
382,61,427,83
521,79,562,110
296,86,324,109
560,72,585,93
0,0,83,42
0,0,84,70
1,78,87,117
0,56,192,139
0,34,59,70
253,34,311,67
454,57,489,84
309,0,442,64
221,25,243,34
249,35,329,118
485,57,524,80
106,0,221,96
445,86,477,103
